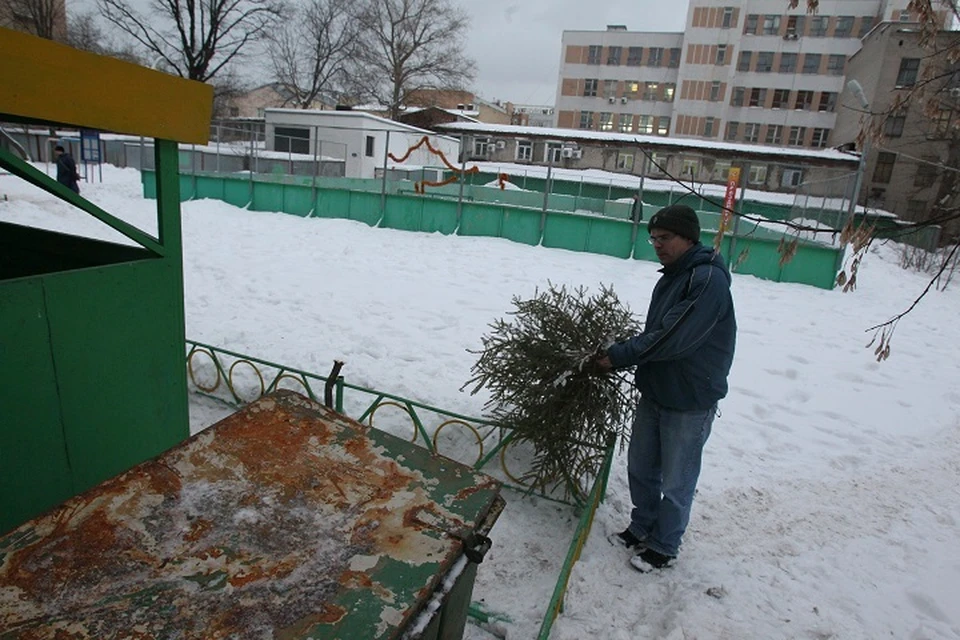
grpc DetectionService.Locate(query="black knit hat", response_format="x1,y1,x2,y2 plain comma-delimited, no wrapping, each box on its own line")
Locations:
649,204,700,243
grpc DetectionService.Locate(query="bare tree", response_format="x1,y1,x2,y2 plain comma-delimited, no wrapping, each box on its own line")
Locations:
267,0,361,109
354,0,476,119
0,0,65,40
66,11,142,64
97,0,282,82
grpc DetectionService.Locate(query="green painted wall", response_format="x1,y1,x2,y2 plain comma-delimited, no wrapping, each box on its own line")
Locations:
142,171,842,290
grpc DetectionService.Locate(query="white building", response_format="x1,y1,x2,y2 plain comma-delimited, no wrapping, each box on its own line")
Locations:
263,109,460,179
553,0,942,148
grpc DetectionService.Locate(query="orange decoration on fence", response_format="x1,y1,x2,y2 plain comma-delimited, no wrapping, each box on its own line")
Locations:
389,135,483,194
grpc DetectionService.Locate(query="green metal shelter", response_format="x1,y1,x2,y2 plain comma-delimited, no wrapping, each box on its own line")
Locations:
0,27,214,534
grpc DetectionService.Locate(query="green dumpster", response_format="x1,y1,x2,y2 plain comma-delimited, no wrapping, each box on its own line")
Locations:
0,390,504,639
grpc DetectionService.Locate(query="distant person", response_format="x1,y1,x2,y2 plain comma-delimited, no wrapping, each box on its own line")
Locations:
54,145,80,194
631,194,643,222
590,204,737,572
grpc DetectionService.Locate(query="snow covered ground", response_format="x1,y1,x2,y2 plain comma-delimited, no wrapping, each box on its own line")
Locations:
2,166,959,639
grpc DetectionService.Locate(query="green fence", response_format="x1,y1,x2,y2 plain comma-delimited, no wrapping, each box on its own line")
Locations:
143,171,843,289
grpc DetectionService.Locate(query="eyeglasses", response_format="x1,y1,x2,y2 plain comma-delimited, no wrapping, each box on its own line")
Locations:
648,232,676,246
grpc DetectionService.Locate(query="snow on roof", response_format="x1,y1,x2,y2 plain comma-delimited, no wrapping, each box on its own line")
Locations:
436,122,859,165
264,108,458,141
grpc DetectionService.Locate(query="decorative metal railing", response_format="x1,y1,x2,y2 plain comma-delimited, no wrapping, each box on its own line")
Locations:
184,339,615,639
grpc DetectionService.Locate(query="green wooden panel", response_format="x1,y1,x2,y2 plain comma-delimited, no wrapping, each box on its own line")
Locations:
419,199,458,235
195,175,226,201
314,188,351,219
0,280,74,534
381,195,423,232
348,192,383,227
42,259,190,490
141,170,157,198
501,208,542,246
458,204,504,238
251,181,283,212
779,242,841,289
585,217,634,258
542,213,590,252
224,178,252,208
282,183,313,217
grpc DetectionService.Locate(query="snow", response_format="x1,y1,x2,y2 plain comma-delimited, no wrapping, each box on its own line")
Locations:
2,166,959,639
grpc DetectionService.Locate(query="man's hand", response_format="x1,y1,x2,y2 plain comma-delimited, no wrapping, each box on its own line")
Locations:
580,354,613,376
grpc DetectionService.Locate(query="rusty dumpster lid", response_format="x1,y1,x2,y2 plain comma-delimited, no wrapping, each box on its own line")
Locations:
0,390,503,639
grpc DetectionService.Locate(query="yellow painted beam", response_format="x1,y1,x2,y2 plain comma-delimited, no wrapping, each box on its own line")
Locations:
0,28,212,144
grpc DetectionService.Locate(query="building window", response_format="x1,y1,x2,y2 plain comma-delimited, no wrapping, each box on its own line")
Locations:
744,14,758,34
669,47,682,68
810,127,830,148
914,158,939,187
818,92,837,112
726,121,740,140
744,122,760,143
473,137,491,156
546,143,562,163
771,89,790,109
713,160,733,181
794,90,813,110
603,79,618,98
657,117,670,135
716,44,728,65
637,115,654,134
827,54,846,76
762,15,781,35
588,45,602,64
643,82,660,101
704,117,716,137
607,46,622,65
599,112,614,131
781,167,804,187
802,53,821,74
858,16,875,37
896,58,920,87
664,83,676,102
579,111,594,129
755,51,774,72
627,46,642,65
779,53,797,73
583,78,598,97
873,151,897,183
648,152,669,174
788,126,806,145
885,113,906,137
765,124,783,144
899,10,912,22
648,47,664,67
731,86,745,106
786,15,805,37
618,115,634,133
617,152,635,171
737,50,752,72
275,126,310,154
748,88,767,107
710,81,722,102
749,165,768,184
934,109,955,137
516,140,533,161
809,16,828,36
835,16,854,37
365,135,375,157
681,157,701,178
722,6,734,28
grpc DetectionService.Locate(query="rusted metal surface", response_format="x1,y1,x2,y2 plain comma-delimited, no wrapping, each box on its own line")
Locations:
0,390,502,639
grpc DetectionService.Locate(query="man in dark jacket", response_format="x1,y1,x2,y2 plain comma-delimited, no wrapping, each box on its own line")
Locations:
594,204,736,572
54,145,80,194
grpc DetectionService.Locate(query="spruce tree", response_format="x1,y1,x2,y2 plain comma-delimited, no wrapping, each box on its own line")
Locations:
464,283,641,501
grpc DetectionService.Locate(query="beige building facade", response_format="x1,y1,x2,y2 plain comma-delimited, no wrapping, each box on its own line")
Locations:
832,24,960,236
554,0,936,150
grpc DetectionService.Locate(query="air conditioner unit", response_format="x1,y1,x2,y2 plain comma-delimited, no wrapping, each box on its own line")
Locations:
784,32,798,40
950,87,960,98
495,140,506,149
621,97,628,104
561,148,574,158
608,96,616,103
571,149,583,159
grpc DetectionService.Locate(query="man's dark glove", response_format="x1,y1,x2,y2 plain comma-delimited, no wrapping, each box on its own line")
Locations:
579,354,613,376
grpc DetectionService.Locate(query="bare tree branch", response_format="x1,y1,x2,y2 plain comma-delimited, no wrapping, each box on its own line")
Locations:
0,0,65,40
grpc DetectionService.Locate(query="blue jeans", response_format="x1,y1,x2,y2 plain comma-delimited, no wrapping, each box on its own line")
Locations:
627,397,715,557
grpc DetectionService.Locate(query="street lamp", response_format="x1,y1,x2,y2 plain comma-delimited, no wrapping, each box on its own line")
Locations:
845,79,871,225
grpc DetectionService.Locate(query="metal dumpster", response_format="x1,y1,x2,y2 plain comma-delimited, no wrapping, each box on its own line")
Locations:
0,390,504,639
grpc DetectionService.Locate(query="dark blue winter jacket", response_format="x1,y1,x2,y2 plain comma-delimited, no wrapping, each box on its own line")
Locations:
606,243,736,411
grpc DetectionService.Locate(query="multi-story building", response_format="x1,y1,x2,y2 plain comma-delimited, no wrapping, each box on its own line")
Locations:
832,24,960,237
554,0,936,150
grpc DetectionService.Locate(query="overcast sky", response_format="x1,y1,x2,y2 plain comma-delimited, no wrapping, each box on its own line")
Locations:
456,0,690,105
